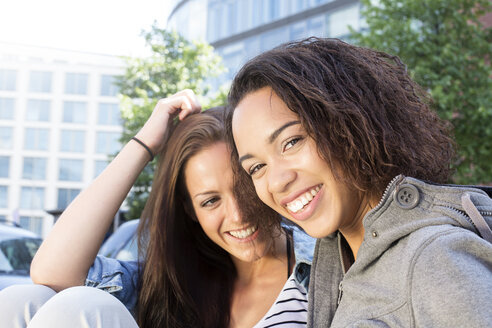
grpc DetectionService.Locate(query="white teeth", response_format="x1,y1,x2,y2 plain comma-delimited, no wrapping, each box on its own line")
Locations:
229,225,257,239
286,185,322,213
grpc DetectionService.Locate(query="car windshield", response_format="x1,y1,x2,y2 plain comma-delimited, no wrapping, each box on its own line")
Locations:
0,238,42,275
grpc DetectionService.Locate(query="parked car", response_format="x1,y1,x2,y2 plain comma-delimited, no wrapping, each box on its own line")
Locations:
99,219,139,261
0,223,42,290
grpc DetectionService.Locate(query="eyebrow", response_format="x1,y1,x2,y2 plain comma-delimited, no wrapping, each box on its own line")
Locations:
193,191,217,200
268,120,300,143
238,120,300,165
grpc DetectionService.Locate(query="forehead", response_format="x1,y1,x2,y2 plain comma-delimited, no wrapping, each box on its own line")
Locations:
232,87,297,133
184,142,231,193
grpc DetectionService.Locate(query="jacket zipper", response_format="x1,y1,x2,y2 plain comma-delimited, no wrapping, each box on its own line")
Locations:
373,175,404,211
337,233,345,306
444,206,492,232
337,282,343,305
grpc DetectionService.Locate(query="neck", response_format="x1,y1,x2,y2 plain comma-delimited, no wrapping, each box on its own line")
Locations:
232,231,287,286
340,194,378,260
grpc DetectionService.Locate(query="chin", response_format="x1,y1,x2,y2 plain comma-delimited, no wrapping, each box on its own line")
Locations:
303,225,335,239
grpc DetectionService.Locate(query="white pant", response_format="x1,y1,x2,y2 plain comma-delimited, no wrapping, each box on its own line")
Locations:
0,284,138,328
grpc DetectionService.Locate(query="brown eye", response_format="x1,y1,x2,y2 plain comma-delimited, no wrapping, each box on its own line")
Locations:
201,197,220,207
283,137,302,152
248,163,265,176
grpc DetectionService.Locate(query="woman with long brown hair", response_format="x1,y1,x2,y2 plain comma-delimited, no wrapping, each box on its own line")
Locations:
0,90,314,327
227,38,492,327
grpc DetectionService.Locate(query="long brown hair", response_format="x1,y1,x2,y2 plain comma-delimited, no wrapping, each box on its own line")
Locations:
226,38,455,199
136,109,235,327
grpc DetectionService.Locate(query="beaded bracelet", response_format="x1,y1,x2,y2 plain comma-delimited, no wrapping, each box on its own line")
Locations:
131,137,154,161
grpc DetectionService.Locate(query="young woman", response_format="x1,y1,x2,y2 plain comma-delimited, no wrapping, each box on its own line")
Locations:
226,38,492,327
0,90,314,328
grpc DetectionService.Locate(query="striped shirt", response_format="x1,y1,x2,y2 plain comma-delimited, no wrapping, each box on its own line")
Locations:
253,271,308,328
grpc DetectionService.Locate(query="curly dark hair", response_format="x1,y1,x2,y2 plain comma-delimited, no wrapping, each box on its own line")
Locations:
225,37,455,198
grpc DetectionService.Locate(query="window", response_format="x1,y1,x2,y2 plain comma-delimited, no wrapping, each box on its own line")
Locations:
295,0,308,11
63,101,86,123
94,160,108,178
26,99,50,121
290,21,307,41
20,187,44,210
0,98,15,120
100,75,119,97
327,4,360,38
59,159,83,181
0,69,16,91
29,71,52,93
57,188,80,209
268,0,280,20
0,127,13,149
19,216,43,236
60,130,85,153
24,128,49,151
65,73,88,95
96,131,120,154
98,103,121,125
0,156,9,178
308,15,325,37
208,2,223,41
22,157,47,180
260,28,289,52
252,0,263,27
227,1,238,35
0,186,7,208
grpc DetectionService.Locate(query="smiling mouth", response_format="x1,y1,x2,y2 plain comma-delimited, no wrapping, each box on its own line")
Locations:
286,184,322,213
228,225,258,239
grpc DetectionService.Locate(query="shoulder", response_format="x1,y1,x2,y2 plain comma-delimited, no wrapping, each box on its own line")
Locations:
408,227,492,327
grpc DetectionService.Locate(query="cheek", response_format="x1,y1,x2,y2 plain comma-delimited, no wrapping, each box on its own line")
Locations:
195,212,220,237
253,180,276,209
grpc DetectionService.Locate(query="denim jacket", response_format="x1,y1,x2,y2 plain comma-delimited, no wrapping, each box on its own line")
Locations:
85,224,315,314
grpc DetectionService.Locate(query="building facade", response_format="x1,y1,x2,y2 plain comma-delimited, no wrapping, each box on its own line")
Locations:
0,42,123,237
167,0,362,83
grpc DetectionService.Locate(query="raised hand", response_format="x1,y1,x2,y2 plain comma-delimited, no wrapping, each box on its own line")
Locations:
135,89,201,155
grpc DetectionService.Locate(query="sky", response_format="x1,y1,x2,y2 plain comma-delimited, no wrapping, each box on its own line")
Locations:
0,0,171,57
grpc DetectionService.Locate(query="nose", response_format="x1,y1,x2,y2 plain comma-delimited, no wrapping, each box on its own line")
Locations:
226,197,242,223
267,160,296,194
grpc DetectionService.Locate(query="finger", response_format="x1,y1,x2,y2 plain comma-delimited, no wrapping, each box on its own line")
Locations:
155,96,193,116
174,89,201,112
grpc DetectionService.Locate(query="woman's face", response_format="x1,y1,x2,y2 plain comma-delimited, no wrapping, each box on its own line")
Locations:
232,87,368,238
184,141,271,263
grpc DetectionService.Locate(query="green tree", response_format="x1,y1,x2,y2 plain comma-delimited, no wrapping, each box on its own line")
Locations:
351,0,492,184
117,25,227,219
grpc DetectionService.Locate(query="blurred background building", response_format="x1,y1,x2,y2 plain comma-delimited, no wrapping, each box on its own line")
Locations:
167,0,363,85
0,42,123,237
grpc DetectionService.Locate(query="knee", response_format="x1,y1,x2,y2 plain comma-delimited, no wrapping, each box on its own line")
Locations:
29,286,137,328
47,286,124,311
0,284,56,309
0,284,56,327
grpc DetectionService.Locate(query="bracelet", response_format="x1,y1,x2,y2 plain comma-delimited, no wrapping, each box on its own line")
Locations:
131,137,154,161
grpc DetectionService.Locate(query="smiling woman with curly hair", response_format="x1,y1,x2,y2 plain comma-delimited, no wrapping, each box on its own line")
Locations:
226,37,492,328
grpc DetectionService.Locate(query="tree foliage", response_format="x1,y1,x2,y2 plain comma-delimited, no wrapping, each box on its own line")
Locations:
351,0,492,184
116,25,227,219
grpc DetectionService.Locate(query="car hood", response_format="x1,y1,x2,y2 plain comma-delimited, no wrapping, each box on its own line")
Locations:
0,274,33,290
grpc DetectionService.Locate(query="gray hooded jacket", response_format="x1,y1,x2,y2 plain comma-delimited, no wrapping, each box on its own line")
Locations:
307,175,492,327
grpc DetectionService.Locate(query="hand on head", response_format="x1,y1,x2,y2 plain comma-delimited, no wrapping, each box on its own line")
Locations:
135,89,201,155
